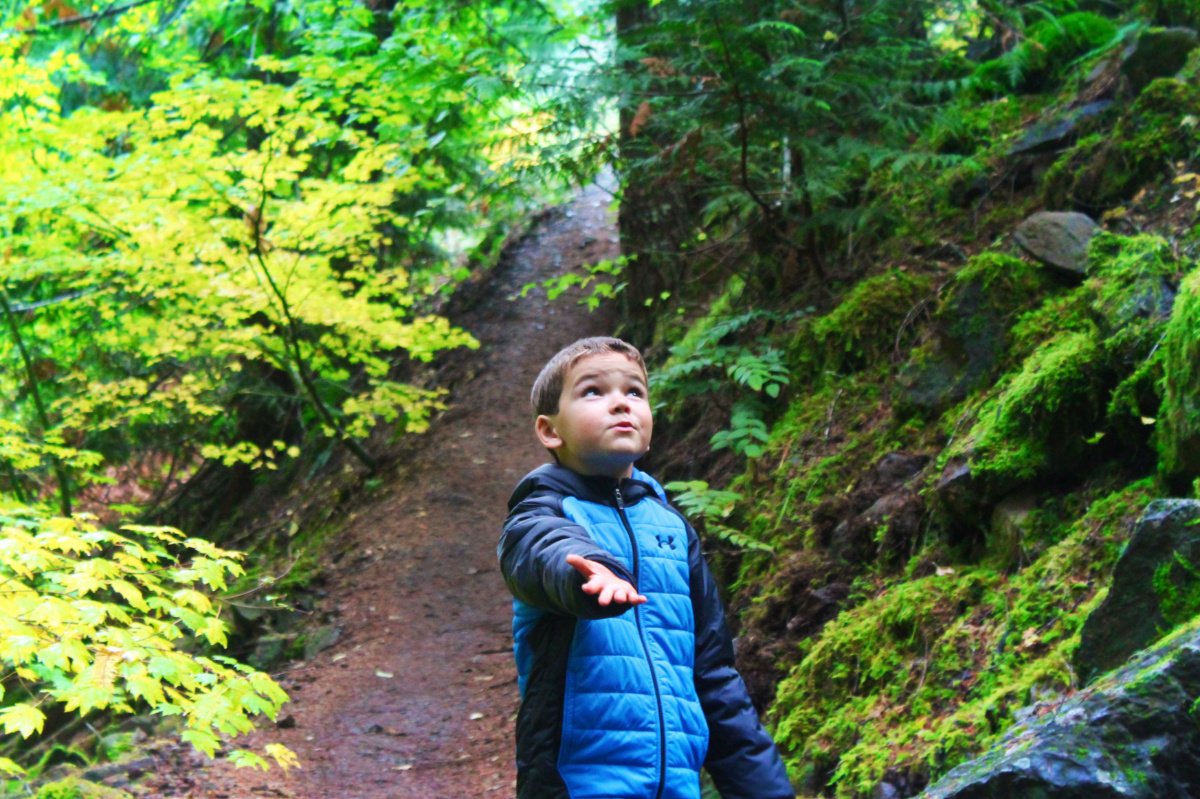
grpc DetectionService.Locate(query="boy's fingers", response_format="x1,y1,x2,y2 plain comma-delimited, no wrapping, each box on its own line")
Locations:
567,553,607,580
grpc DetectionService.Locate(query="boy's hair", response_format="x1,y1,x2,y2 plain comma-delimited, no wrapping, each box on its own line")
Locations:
531,337,647,416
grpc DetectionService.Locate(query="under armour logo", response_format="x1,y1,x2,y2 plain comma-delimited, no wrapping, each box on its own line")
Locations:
656,534,676,550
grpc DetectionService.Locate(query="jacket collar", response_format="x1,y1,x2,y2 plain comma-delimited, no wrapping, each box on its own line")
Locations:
508,462,665,511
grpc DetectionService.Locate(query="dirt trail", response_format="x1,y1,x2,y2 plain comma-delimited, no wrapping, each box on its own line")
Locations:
146,184,618,798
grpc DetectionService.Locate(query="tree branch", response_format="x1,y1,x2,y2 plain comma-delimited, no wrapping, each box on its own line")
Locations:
13,0,161,34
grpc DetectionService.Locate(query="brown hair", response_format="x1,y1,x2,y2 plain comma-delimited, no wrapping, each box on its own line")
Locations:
531,337,647,416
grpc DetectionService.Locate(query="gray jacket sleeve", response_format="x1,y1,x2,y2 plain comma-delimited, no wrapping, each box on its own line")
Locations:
499,487,635,619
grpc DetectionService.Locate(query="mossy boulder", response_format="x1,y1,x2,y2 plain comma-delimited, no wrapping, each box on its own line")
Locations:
896,253,1058,418
936,233,1184,525
1143,0,1200,29
940,330,1108,513
1156,264,1200,489
1075,499,1200,684
922,616,1200,799
1121,26,1200,92
797,269,932,377
1043,78,1200,212
1006,232,1180,456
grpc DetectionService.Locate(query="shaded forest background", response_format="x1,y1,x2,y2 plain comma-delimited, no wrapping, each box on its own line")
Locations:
2,0,1200,796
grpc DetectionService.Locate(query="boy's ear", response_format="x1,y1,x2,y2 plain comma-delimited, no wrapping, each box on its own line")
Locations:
535,414,564,451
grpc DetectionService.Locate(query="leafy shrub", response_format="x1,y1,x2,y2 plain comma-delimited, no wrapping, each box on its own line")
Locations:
0,507,293,776
666,480,772,552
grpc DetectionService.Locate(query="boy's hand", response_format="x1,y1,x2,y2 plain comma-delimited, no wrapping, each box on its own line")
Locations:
566,554,647,607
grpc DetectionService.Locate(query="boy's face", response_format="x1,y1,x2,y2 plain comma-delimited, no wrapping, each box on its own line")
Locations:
535,352,653,479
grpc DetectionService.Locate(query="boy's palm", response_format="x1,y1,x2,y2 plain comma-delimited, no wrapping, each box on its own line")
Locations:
566,554,647,608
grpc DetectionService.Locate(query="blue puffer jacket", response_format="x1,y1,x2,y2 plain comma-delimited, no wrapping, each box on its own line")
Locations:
499,463,794,799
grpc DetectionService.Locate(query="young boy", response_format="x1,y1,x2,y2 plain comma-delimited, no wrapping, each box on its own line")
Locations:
498,337,794,799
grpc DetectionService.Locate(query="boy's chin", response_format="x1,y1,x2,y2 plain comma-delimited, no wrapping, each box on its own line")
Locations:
566,451,645,479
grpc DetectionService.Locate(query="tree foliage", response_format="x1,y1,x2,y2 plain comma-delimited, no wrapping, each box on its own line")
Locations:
0,0,604,775
0,505,293,777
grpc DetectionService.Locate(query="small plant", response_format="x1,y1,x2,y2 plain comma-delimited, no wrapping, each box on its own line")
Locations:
654,308,802,461
710,400,771,459
519,256,631,312
667,479,773,552
0,508,295,776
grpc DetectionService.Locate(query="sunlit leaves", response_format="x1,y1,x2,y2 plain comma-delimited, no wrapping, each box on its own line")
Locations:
0,44,480,493
0,509,290,770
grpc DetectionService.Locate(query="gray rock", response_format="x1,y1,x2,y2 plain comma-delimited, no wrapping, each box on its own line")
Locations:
1008,101,1112,156
249,631,298,669
874,781,901,799
1014,212,1098,276
303,624,342,659
933,459,980,527
921,617,1200,799
1075,499,1200,683
875,452,929,485
1122,27,1200,94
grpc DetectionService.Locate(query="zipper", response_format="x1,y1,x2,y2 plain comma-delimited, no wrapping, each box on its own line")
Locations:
614,485,667,799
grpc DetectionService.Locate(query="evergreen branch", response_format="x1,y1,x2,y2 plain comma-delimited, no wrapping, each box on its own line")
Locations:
710,13,774,221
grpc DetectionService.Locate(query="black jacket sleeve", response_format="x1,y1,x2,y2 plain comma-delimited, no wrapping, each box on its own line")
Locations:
688,524,795,799
499,487,635,619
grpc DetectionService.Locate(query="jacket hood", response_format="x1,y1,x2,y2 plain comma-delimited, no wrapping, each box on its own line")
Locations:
508,462,667,511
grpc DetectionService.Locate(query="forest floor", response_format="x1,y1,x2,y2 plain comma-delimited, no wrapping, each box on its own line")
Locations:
141,183,619,798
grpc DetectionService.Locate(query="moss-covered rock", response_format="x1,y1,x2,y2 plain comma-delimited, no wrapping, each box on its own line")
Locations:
1121,26,1200,92
896,253,1059,418
1142,0,1200,29
952,330,1107,486
1075,498,1200,683
924,614,1200,799
769,479,1150,798
1156,264,1200,489
797,269,932,377
1043,78,1200,211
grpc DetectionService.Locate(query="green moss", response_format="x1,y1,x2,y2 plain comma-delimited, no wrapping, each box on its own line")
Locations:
1001,231,1182,463
926,95,1026,157
953,330,1106,484
799,270,932,377
1044,79,1200,209
35,778,132,799
1152,551,1200,627
1157,265,1200,487
769,478,1154,796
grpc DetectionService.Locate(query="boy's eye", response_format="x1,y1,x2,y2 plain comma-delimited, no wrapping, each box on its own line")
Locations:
627,387,644,398
582,386,601,396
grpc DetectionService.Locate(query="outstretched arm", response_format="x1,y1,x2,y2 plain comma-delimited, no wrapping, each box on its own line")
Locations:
500,487,637,618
